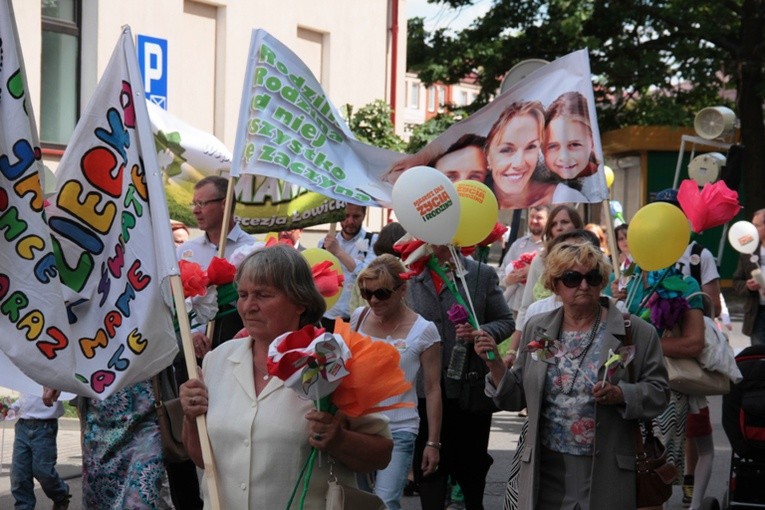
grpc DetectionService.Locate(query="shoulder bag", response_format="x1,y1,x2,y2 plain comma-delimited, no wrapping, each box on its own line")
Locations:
325,458,385,510
662,292,732,396
152,367,189,463
623,315,678,507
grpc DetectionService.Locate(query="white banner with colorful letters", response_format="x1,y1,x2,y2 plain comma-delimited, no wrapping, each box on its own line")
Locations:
0,9,178,399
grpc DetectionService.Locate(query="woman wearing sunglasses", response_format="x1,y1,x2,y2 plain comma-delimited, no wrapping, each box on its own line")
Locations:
351,254,443,510
474,241,669,510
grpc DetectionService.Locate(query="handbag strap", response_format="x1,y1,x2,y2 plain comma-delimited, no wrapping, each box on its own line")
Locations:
353,307,370,332
620,313,648,457
151,374,164,408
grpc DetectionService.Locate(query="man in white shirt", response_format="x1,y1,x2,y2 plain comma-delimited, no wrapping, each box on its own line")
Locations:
318,204,377,329
654,188,722,317
176,176,255,355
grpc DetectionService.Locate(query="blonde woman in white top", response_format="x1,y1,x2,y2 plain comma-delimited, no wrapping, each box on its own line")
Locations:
353,254,443,510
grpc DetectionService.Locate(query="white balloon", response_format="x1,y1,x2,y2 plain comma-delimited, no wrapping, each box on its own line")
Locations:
727,220,759,254
392,166,461,245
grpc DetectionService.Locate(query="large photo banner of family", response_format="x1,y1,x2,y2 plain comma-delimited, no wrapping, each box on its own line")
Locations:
231,29,608,210
385,49,609,210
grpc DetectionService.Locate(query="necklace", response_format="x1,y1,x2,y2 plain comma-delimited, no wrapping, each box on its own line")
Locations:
370,309,408,339
254,363,270,381
552,305,602,395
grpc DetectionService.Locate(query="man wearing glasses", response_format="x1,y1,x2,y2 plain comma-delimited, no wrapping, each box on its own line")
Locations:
177,175,255,264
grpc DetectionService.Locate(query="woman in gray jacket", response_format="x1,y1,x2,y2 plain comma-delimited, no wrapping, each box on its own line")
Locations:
473,241,669,509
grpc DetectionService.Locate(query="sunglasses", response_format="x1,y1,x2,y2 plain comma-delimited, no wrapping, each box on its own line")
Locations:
559,270,604,288
360,286,400,301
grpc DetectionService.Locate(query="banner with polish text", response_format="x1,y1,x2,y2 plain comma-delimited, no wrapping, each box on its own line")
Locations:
147,101,345,233
231,29,607,211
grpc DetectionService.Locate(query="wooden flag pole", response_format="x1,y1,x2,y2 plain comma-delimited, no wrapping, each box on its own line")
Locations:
171,275,221,510
205,176,237,340
602,198,621,280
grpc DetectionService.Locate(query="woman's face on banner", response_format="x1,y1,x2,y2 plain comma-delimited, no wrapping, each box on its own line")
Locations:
487,113,541,195
543,117,593,180
434,145,488,183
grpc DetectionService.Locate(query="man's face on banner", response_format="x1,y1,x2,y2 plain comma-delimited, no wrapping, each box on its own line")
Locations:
434,145,488,183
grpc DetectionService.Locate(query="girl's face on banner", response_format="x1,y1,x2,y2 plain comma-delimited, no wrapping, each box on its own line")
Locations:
487,113,541,195
543,117,593,180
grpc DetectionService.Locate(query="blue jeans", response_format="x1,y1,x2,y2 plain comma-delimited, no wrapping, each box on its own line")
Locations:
374,430,416,510
11,419,69,510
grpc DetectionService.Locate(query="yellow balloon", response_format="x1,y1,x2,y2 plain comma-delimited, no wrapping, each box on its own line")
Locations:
302,248,343,310
604,165,615,188
452,180,499,247
628,203,690,270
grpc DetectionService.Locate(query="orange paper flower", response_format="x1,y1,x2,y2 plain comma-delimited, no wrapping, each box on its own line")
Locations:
331,320,413,417
677,179,741,233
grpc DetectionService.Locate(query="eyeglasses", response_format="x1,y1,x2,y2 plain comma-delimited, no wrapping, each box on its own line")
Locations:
360,286,400,301
559,270,604,288
189,197,225,209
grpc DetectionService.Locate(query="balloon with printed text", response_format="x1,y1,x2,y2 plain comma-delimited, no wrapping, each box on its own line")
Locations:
392,166,461,245
728,221,760,254
452,180,499,247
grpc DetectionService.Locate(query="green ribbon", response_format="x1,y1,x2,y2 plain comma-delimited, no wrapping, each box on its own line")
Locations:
426,256,496,360
285,396,336,510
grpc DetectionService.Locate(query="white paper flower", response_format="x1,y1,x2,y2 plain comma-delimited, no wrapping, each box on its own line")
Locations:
190,287,219,324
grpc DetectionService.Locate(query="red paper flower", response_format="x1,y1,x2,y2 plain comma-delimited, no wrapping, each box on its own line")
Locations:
311,260,345,298
677,179,741,233
178,260,209,297
512,252,537,270
478,222,508,247
206,256,237,286
267,325,330,382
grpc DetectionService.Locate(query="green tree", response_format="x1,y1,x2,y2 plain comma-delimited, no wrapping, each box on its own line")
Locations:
410,0,765,215
343,99,406,152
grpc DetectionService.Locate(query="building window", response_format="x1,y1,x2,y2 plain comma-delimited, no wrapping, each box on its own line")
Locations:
459,90,469,106
438,86,446,110
408,82,420,108
41,0,81,146
427,87,436,112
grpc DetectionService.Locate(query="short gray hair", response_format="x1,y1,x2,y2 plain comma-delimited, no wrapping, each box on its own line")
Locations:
236,244,326,327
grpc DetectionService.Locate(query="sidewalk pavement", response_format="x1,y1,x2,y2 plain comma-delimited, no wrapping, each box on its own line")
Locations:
0,317,754,509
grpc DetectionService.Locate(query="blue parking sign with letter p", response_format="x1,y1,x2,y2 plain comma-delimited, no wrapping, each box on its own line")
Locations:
137,35,168,109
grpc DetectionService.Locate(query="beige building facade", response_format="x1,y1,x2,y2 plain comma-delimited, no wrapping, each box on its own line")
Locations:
13,0,408,231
